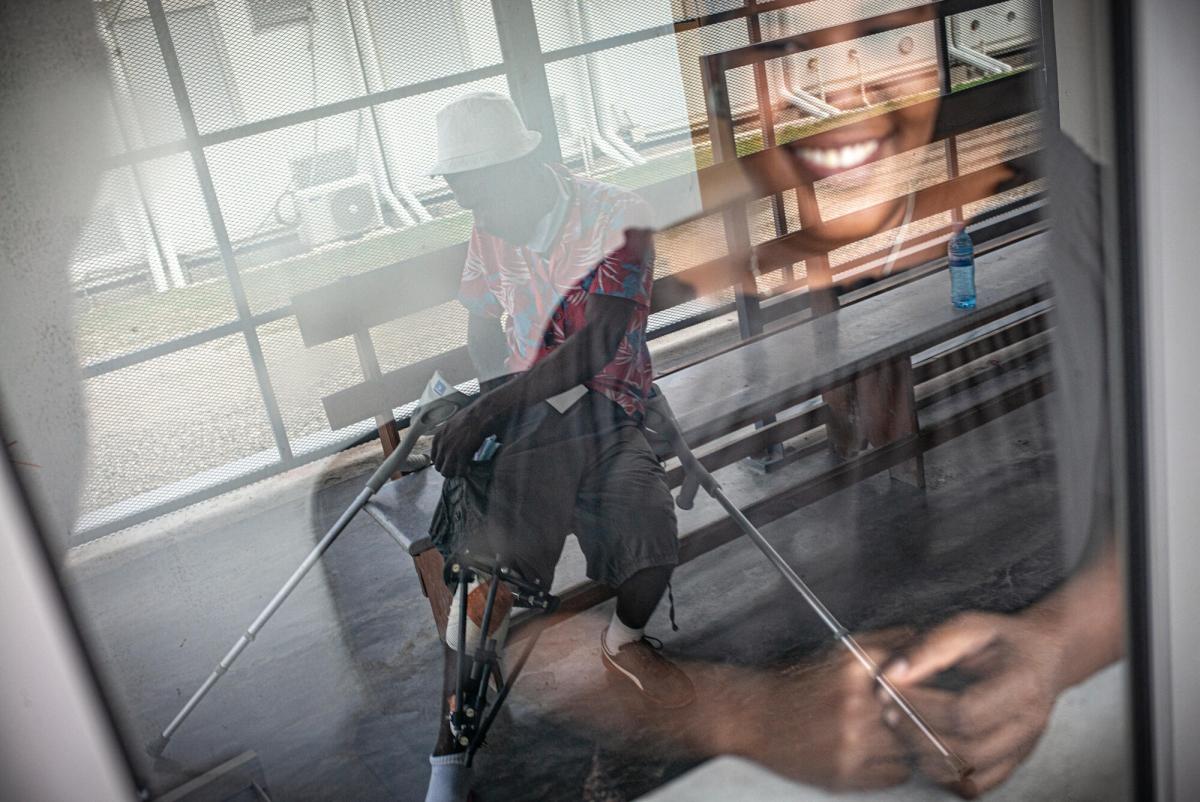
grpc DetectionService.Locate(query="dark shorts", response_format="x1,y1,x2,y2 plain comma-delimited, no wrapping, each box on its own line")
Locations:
430,392,679,589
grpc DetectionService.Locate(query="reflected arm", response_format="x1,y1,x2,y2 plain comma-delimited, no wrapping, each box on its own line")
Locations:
467,312,510,393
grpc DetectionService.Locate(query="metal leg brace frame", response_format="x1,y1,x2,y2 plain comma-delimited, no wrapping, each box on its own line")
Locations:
443,552,558,766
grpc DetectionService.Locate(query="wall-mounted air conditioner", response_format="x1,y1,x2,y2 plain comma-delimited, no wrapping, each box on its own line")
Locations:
294,175,381,248
951,2,1036,57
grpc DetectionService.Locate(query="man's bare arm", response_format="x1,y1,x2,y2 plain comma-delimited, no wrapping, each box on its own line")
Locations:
466,312,510,392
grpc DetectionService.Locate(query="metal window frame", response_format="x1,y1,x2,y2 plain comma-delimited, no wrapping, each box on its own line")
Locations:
147,0,293,462
76,0,1047,543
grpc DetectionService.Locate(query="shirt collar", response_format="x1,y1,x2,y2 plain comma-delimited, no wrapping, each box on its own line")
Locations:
524,167,571,255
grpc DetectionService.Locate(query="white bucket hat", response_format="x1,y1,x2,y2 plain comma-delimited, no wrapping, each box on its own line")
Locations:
426,92,542,176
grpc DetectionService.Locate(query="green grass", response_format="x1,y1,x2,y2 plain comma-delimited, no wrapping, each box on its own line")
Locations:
77,212,473,364
950,64,1033,93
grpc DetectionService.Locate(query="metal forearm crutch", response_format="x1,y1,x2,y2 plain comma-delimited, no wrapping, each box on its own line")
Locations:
644,385,973,782
148,383,475,757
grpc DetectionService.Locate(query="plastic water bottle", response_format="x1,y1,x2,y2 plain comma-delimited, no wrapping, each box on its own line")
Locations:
948,222,976,309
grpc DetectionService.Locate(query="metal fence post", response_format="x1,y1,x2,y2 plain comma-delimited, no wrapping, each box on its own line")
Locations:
935,7,963,224
1036,0,1060,134
746,0,792,284
702,55,764,340
146,0,293,462
491,0,562,163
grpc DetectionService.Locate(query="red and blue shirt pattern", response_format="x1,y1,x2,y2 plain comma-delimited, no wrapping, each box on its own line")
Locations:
458,170,656,419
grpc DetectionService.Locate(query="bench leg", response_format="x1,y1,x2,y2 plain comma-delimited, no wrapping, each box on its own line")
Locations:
411,548,453,642
822,382,866,458
808,271,869,460
377,419,413,482
857,357,926,489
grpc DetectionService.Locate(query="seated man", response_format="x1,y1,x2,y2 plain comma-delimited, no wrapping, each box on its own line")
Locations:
423,92,694,800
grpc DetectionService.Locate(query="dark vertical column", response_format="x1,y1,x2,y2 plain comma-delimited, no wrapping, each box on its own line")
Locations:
705,45,785,466
1036,0,1061,134
491,0,562,163
935,11,962,221
746,1,791,287
147,0,293,462
702,54,763,339
1108,0,1153,795
936,9,962,223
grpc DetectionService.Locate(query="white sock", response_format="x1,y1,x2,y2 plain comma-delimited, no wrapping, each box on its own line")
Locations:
604,609,643,652
426,753,470,802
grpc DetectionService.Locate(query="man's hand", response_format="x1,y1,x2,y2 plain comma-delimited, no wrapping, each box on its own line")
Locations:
882,611,1068,798
431,405,492,477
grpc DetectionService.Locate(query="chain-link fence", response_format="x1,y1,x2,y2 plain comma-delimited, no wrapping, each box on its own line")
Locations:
73,0,1045,541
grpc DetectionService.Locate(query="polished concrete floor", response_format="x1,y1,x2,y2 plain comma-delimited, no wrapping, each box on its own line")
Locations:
64,367,1118,801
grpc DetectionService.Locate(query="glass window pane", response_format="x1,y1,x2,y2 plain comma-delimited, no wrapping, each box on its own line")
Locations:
1,2,1145,800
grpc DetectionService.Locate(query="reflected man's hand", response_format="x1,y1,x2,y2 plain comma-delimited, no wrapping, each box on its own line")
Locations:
882,611,1068,798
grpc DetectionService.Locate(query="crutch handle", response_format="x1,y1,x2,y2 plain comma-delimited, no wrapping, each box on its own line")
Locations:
677,472,702,511
646,384,717,509
366,390,474,493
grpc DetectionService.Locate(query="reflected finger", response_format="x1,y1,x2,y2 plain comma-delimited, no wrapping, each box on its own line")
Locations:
877,684,963,738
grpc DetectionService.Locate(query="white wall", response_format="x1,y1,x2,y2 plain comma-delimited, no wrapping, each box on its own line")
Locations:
1135,0,1200,798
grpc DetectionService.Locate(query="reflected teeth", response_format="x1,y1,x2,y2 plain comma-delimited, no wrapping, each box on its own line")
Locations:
798,139,880,171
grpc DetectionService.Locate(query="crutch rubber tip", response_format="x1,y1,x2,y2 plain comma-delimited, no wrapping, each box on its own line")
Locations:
676,474,701,510
145,734,169,757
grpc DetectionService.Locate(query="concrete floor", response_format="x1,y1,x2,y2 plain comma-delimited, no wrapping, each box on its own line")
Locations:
62,365,1128,801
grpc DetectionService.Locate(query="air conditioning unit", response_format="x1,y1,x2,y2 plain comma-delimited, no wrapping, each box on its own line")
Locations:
294,175,381,248
952,2,1036,56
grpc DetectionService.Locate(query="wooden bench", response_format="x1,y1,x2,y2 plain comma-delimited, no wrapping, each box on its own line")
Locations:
287,50,1048,640
288,68,1043,451
321,228,1050,639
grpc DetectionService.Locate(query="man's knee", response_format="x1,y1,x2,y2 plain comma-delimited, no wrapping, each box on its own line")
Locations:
635,473,678,533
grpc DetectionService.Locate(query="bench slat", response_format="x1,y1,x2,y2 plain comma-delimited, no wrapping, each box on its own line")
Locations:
516,369,1051,637
355,232,1048,566
660,154,1039,305
292,242,468,348
322,344,476,431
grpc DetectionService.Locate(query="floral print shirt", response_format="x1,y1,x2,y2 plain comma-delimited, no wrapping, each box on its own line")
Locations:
458,167,656,419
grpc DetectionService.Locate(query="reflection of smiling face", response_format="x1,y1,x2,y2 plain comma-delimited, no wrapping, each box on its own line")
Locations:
765,4,941,250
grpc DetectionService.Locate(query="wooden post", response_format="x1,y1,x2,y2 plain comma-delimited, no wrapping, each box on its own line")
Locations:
855,357,926,488
352,329,404,477
411,548,453,643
